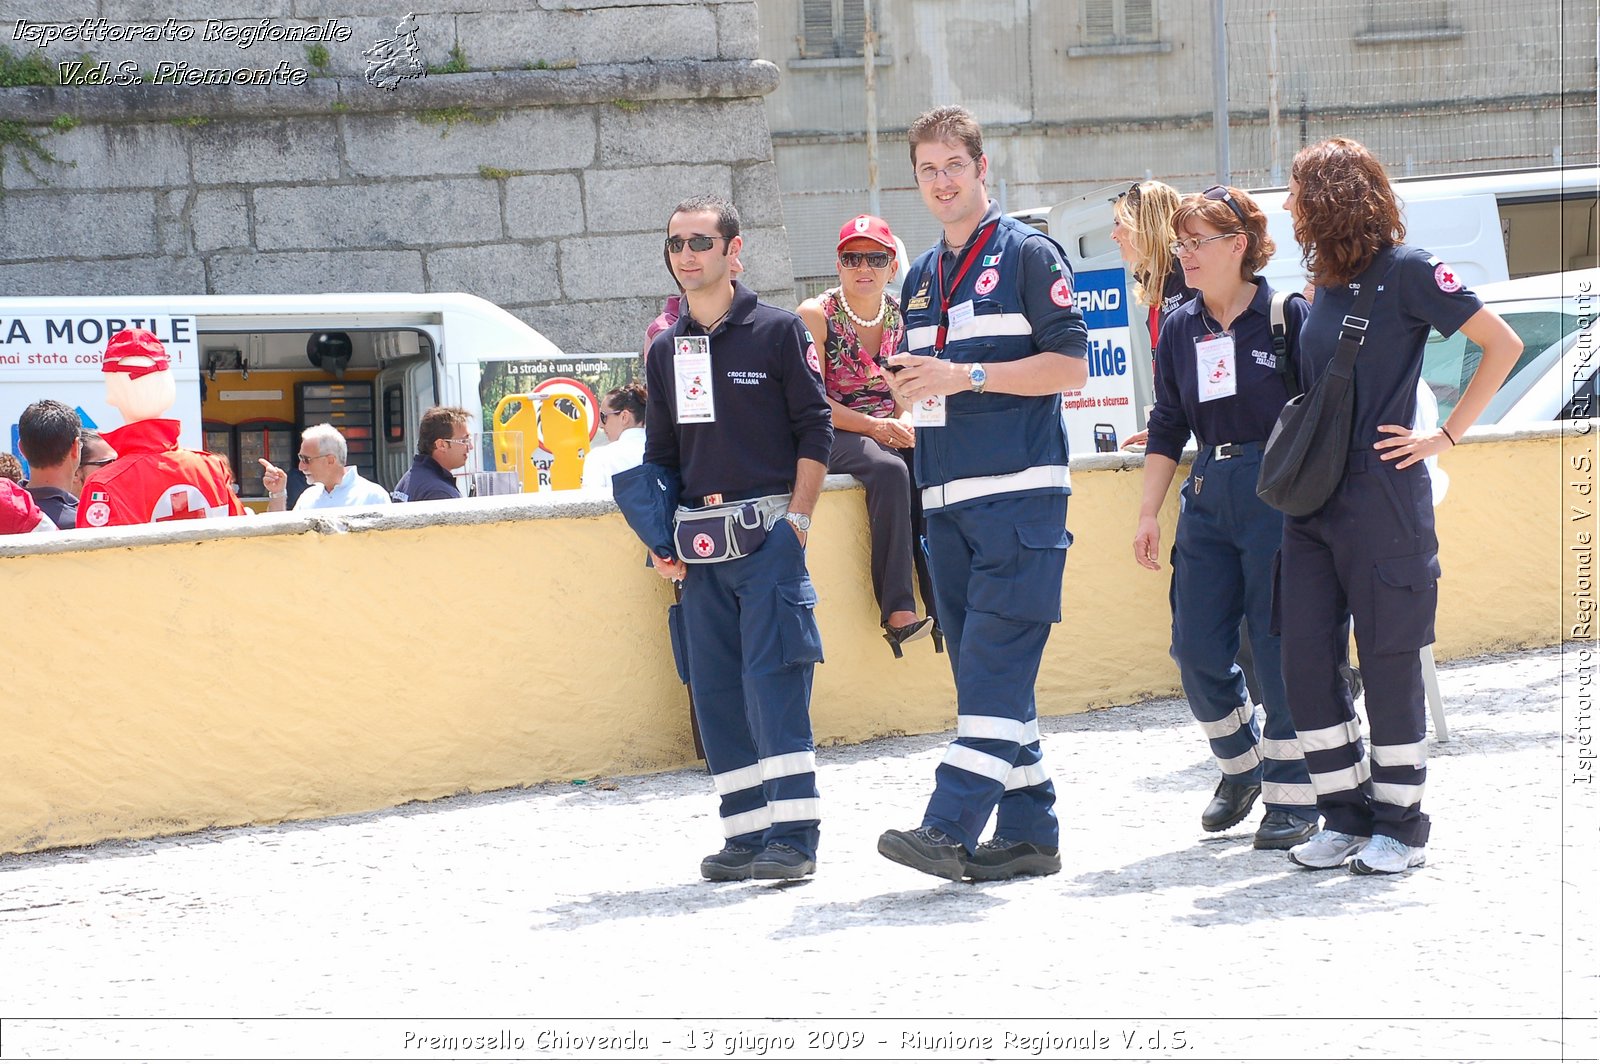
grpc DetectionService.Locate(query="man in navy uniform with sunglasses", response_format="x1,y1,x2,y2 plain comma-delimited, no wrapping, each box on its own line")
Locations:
642,194,833,882
878,106,1089,882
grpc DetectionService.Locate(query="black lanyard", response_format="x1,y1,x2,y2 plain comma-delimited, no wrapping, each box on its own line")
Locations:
934,222,997,355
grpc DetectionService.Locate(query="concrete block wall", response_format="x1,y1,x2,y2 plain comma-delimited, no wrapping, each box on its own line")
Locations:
0,1,791,353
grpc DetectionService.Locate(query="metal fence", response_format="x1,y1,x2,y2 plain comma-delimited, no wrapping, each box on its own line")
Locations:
765,0,1598,289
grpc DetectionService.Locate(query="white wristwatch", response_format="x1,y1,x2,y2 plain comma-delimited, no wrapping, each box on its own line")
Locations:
784,511,812,533
968,363,988,394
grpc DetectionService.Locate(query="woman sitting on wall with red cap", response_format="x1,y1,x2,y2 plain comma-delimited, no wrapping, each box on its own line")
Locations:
798,215,938,657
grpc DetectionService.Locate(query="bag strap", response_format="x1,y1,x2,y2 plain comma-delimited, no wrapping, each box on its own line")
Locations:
1324,249,1397,383
1269,290,1300,395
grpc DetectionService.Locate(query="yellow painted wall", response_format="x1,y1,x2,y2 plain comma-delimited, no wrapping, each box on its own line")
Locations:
0,427,1583,854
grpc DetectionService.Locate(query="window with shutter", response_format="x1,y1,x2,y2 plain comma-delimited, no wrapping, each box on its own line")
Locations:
1365,0,1452,32
1082,0,1158,45
799,0,871,59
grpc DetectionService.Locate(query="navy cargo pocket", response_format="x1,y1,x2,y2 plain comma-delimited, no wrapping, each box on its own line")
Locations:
1370,551,1441,654
1003,522,1073,624
666,602,691,684
776,579,825,667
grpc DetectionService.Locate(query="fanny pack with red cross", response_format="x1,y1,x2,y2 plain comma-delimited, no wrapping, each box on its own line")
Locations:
671,494,790,564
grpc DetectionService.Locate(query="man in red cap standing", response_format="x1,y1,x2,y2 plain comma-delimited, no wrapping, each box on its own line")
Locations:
77,328,244,528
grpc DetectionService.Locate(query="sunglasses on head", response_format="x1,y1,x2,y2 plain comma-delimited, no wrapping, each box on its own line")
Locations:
839,250,892,269
1203,185,1250,227
1121,181,1142,208
665,234,730,254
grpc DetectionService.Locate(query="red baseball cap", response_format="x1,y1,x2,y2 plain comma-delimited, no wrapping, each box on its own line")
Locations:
101,328,170,379
837,214,896,253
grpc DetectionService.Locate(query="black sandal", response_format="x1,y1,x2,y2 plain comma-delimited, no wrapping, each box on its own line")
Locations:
882,617,935,658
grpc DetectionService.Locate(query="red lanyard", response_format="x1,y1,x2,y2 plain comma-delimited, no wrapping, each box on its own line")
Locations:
933,222,997,354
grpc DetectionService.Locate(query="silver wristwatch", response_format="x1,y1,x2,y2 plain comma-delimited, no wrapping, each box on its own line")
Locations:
784,511,812,533
968,363,988,394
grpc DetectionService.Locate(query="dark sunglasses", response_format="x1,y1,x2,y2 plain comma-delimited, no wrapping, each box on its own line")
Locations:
1203,184,1249,227
296,453,326,464
664,234,730,255
1120,181,1142,208
839,251,892,269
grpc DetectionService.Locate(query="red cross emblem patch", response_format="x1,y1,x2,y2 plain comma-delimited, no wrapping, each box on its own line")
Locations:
692,533,716,557
1050,277,1074,307
1434,263,1462,293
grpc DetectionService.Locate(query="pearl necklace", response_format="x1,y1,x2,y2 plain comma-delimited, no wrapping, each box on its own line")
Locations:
836,287,886,330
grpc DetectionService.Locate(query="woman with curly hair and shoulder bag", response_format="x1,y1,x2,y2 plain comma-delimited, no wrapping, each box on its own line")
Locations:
1278,137,1521,876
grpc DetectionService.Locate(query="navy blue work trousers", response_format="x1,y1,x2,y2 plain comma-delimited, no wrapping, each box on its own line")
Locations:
1171,445,1317,818
920,492,1069,853
1278,450,1438,847
679,520,824,859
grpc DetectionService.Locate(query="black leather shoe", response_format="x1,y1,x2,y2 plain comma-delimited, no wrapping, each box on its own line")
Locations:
1200,778,1261,832
1252,810,1319,850
965,837,1062,881
699,843,759,881
751,843,816,880
877,826,967,881
883,617,935,658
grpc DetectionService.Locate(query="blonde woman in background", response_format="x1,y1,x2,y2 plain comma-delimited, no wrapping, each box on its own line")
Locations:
1112,179,1195,450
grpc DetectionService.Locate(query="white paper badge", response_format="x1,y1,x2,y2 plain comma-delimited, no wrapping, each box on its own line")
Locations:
1195,333,1237,403
674,336,716,423
909,392,946,427
947,299,976,332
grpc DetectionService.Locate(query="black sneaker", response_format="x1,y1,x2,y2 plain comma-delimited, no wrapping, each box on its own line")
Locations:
965,837,1062,881
877,826,968,881
700,843,759,882
751,843,816,880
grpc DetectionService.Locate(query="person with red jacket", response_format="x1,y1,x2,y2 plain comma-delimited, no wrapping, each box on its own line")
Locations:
77,329,245,529
0,478,55,535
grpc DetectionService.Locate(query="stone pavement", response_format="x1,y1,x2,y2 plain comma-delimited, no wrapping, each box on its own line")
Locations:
0,645,1593,1064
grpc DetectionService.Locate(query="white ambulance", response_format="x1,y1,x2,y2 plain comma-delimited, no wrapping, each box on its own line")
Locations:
1025,165,1599,450
0,293,643,505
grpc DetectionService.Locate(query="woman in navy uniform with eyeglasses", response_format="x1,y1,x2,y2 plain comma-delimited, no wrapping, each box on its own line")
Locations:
1133,185,1320,850
1278,137,1521,875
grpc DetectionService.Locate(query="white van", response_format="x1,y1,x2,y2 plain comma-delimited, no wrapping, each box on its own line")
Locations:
0,293,643,505
1030,166,1599,448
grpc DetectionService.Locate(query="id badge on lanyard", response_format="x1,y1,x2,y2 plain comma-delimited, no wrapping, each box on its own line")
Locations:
674,335,716,423
1195,332,1237,403
916,223,999,428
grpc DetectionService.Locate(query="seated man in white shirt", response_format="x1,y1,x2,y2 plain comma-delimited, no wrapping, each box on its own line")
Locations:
261,423,390,511
580,381,647,493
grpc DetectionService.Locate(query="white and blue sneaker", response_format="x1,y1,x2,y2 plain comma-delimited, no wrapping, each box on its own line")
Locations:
1288,829,1370,870
1349,834,1426,875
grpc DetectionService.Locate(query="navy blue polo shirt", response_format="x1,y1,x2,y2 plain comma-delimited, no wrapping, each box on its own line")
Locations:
643,280,833,501
1297,244,1482,446
26,485,77,528
391,454,460,502
1146,280,1308,462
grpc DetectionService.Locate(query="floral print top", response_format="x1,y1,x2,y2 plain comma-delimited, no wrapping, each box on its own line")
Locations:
819,287,902,420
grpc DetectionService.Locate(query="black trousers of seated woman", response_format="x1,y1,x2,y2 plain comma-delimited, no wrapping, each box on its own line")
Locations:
826,429,937,631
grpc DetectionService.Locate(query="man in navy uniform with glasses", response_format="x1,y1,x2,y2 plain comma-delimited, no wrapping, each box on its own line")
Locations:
641,194,833,882
878,106,1089,882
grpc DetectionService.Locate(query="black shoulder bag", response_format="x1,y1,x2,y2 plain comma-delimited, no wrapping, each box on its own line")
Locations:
1256,251,1395,517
